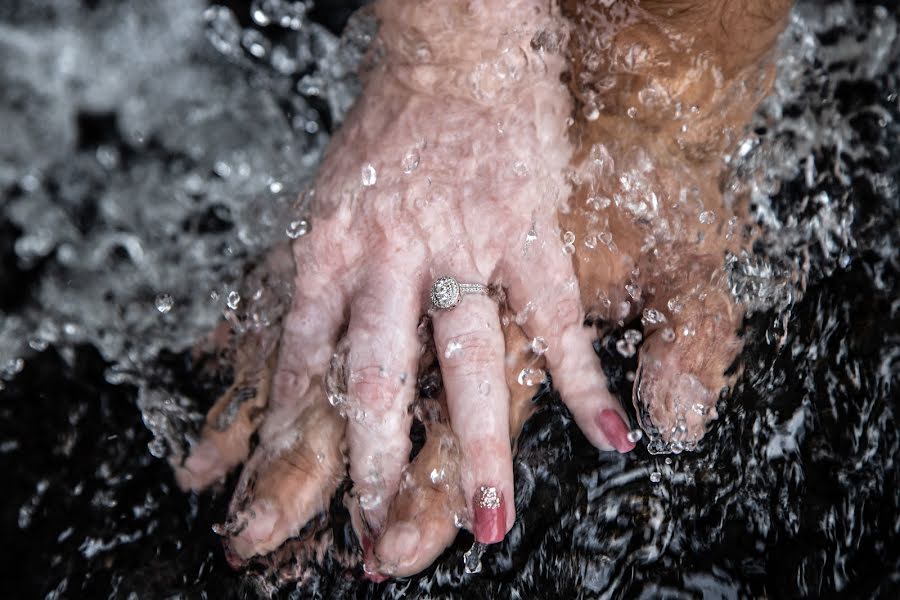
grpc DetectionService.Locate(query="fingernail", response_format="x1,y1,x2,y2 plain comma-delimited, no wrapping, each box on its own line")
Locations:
360,533,389,583
473,485,506,544
597,409,636,453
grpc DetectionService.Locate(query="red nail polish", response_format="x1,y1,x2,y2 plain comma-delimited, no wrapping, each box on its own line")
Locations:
597,409,636,453
473,486,506,544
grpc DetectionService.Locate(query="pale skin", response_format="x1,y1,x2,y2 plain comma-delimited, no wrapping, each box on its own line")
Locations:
172,0,793,580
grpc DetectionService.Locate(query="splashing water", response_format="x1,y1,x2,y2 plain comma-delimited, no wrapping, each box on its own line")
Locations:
0,1,897,598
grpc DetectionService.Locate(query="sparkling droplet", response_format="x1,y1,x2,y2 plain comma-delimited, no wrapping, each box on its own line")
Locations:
682,323,696,337
430,468,445,484
661,328,676,342
624,329,642,345
665,457,673,465
642,308,667,325
513,161,529,177
286,219,309,239
583,104,600,121
268,180,284,193
445,340,463,358
699,210,716,224
627,429,643,443
361,164,377,186
627,106,637,119
650,471,662,483
402,149,420,174
154,293,174,314
562,243,576,255
667,298,684,314
479,380,491,396
563,231,576,245
584,234,598,249
517,366,546,386
226,291,241,310
625,283,641,300
530,337,549,355
692,402,709,415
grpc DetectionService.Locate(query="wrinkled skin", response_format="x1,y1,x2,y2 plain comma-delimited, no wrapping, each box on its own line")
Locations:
171,0,792,581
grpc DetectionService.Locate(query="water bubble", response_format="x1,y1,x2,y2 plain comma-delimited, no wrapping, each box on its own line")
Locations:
584,234,598,249
692,402,709,415
479,380,491,396
268,180,284,193
665,457,673,465
649,471,662,483
699,210,716,224
154,293,174,314
624,329,642,345
563,231,576,245
627,106,637,119
402,149,420,174
530,337,549,355
583,104,600,121
513,161,529,177
286,219,309,239
642,308,667,325
627,429,643,443
563,243,576,255
226,291,241,310
361,163,377,186
661,328,676,342
681,323,696,337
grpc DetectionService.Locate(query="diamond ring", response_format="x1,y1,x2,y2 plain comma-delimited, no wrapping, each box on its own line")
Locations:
430,276,489,311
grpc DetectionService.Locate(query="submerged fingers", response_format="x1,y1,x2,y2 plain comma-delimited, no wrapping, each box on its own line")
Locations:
505,230,636,453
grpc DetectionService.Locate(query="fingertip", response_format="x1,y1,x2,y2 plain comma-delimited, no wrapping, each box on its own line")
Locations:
596,409,637,453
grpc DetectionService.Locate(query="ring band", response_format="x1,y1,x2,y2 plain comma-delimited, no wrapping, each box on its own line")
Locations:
430,276,489,310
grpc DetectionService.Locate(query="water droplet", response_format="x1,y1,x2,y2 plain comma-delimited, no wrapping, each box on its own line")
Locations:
517,366,546,386
530,337,549,355
155,293,174,314
650,471,661,483
583,104,600,121
642,308,667,325
361,163,377,186
402,149,420,174
616,340,636,357
625,283,642,300
699,210,716,224
681,323,696,337
286,219,309,239
268,180,284,193
627,106,637,119
479,380,491,395
445,340,463,358
584,234,598,249
627,429,643,443
661,328,676,342
562,243,576,255
665,457,673,465
430,468,445,484
624,329,643,345
226,291,241,310
463,542,485,574
563,231,576,245
513,161,529,177
667,298,684,314
692,402,709,415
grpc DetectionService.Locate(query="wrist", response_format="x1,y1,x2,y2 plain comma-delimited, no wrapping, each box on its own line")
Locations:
372,0,570,103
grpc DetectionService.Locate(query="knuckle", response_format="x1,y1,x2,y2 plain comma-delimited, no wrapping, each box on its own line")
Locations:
348,365,407,410
441,331,501,378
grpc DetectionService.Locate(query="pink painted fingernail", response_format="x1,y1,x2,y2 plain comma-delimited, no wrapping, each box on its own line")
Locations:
597,409,636,453
473,486,506,544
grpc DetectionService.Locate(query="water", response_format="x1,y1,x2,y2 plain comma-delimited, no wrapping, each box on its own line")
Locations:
1,0,898,598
